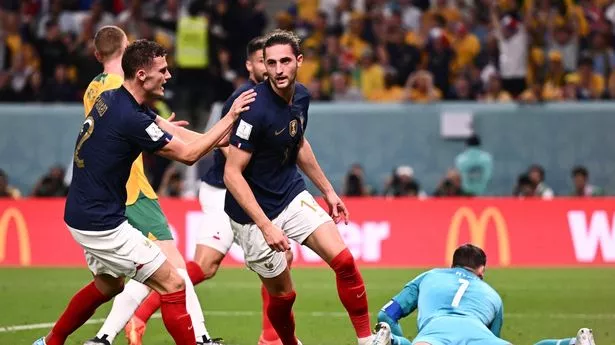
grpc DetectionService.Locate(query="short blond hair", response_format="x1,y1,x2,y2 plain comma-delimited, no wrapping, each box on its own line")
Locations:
94,26,126,61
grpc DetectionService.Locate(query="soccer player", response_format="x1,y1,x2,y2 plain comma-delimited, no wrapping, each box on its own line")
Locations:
80,26,221,345
223,29,373,345
126,35,290,345
372,243,509,345
32,39,255,345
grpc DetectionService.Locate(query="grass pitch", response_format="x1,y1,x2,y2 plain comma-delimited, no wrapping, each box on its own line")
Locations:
0,267,613,345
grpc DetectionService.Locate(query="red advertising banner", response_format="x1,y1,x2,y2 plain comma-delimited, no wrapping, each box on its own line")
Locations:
1,198,615,268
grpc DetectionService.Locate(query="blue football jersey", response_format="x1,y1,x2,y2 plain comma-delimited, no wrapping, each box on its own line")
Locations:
224,81,310,224
201,80,257,188
64,86,173,231
383,267,504,337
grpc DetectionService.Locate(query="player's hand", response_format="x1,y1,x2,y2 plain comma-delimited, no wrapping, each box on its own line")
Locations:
261,223,291,252
228,89,257,120
167,112,190,127
324,192,350,225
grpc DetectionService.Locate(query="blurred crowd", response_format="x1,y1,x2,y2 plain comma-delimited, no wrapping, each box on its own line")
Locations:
2,0,615,110
288,0,615,102
340,135,606,198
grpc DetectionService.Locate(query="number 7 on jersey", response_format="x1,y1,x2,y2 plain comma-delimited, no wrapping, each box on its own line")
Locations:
451,278,470,307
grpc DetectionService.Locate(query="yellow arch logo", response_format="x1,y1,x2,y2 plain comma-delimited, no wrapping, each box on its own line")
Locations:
446,207,511,266
0,207,31,266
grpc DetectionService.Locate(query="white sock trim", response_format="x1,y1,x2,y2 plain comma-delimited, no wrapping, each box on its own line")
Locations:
96,280,150,343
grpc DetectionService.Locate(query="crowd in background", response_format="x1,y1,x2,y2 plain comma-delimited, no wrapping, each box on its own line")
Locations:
340,135,605,198
0,0,612,198
3,0,615,109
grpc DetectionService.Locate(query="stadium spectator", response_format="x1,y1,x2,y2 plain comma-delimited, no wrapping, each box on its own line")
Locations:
433,168,471,197
451,22,480,77
479,73,512,102
448,75,474,100
378,26,420,85
367,68,405,102
569,56,605,100
32,165,69,197
490,3,528,98
42,64,78,102
406,70,442,103
8,52,34,102
343,163,371,196
0,169,21,199
36,20,68,81
331,71,363,101
513,173,535,198
547,23,579,73
527,164,554,199
571,166,605,196
383,165,424,197
454,134,493,196
426,27,454,96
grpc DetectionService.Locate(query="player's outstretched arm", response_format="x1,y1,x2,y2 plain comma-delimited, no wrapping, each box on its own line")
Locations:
224,145,290,252
489,304,504,337
297,138,349,224
155,89,256,165
155,113,202,143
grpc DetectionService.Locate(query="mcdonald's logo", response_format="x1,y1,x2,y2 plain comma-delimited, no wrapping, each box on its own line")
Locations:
0,207,31,266
446,207,511,266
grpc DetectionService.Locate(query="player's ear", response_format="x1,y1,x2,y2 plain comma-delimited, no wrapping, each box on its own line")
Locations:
94,50,103,63
245,60,253,74
476,265,486,279
136,69,147,82
296,54,303,67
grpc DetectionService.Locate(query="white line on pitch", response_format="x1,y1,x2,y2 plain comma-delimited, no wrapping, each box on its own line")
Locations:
1,311,615,333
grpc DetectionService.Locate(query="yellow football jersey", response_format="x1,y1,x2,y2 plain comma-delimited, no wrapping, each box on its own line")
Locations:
83,72,158,205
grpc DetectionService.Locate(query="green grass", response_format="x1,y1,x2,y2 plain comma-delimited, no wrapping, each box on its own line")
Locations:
0,267,614,345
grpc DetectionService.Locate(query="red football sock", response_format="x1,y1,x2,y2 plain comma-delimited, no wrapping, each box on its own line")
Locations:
186,261,206,285
261,284,280,341
160,289,195,345
134,291,161,323
330,248,372,338
267,291,298,345
46,281,112,345
134,262,204,324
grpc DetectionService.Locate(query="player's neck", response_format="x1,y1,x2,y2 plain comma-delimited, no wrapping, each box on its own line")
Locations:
123,80,147,105
271,81,295,105
103,58,124,78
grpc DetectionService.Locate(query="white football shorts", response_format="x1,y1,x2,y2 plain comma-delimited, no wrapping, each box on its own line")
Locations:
197,181,234,255
67,220,166,283
230,190,333,278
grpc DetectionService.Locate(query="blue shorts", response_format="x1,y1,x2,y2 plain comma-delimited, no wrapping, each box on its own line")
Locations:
412,316,511,345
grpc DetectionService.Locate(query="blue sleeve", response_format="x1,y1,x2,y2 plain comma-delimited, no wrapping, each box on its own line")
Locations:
379,272,427,336
229,106,264,152
489,304,504,337
122,110,173,153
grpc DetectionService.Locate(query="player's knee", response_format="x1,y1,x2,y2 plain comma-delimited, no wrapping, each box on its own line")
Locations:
94,274,125,297
330,247,358,278
165,270,186,293
201,262,220,280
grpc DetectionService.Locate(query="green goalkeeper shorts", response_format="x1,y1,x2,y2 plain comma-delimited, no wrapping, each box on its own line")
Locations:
125,193,173,241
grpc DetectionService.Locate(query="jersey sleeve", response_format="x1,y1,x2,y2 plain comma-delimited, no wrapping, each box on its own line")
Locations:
122,110,173,153
489,303,504,337
229,107,263,152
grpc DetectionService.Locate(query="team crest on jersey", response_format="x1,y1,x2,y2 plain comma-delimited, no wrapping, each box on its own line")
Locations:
289,119,298,137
